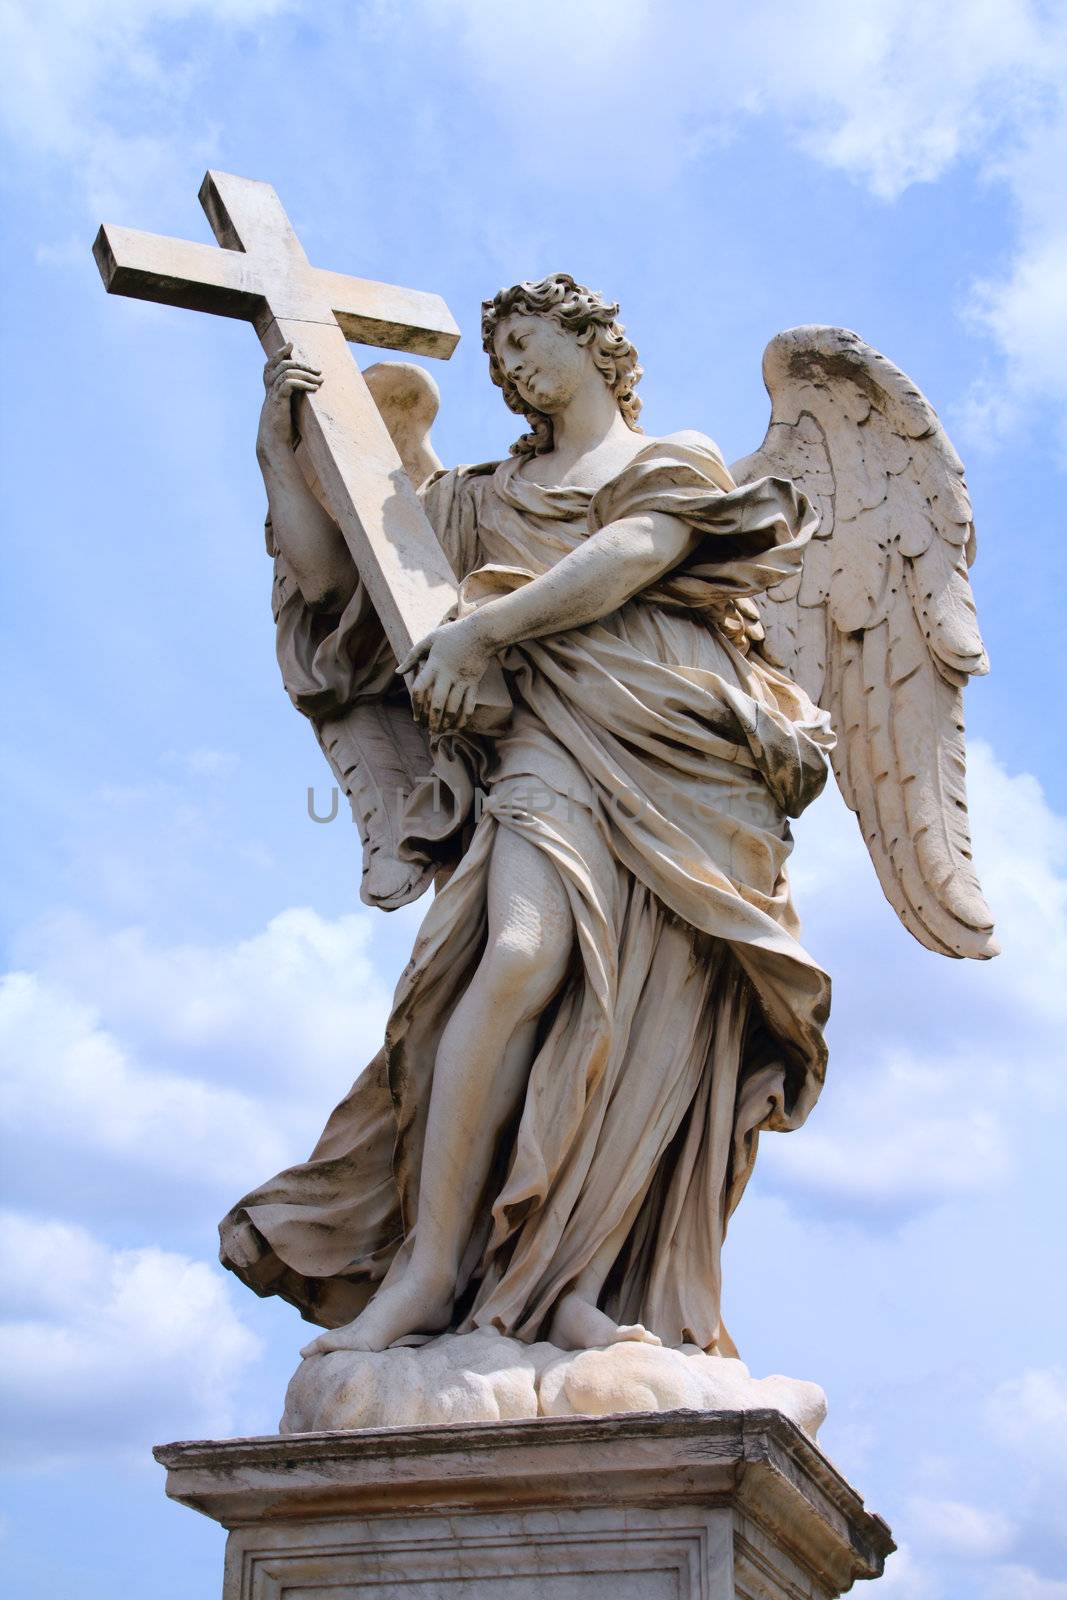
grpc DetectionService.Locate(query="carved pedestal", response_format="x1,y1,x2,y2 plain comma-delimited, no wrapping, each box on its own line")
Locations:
156,1411,893,1599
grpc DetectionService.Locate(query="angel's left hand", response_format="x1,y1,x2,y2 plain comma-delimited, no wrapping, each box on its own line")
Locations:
397,614,494,734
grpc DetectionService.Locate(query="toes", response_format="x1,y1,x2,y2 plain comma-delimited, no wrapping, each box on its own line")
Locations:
301,1331,370,1358
613,1324,663,1347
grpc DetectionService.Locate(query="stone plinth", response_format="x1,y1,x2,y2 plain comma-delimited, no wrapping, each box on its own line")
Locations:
155,1410,894,1598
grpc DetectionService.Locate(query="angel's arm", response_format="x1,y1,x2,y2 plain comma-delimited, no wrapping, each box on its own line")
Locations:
401,511,701,732
483,512,700,645
257,345,358,611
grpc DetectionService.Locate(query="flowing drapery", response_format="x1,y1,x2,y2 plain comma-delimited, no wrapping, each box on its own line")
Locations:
220,434,834,1352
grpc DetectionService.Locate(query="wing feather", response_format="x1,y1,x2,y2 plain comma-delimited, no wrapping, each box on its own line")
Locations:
732,325,996,959
316,701,435,911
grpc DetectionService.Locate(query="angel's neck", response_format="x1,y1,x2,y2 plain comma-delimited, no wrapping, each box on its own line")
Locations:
543,384,636,483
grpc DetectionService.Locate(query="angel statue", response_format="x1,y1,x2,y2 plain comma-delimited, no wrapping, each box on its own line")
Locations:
220,273,995,1378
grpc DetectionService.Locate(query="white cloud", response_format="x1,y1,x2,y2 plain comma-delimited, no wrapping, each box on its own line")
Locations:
877,1542,941,1597
970,230,1067,400
0,969,287,1200
0,0,289,219
959,745,1067,1025
11,905,396,1099
7,0,1065,427
983,1568,1067,1600
724,1,1067,433
0,907,398,1221
802,738,1067,1008
903,1370,1067,1600
986,1367,1067,1476
761,1052,1011,1216
659,0,1053,444
962,93,1067,449
422,0,1067,438
951,380,1026,454
736,1,1048,201
0,1211,260,1465
761,742,1065,1217
422,0,1060,195
908,1497,1017,1560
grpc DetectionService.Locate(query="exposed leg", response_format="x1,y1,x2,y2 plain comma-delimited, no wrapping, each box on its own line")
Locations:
303,827,573,1356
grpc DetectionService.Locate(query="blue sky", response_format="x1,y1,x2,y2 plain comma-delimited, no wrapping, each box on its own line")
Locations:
2,2,1066,1595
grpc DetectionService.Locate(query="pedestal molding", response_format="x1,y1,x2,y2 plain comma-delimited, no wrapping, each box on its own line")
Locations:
156,1408,893,1595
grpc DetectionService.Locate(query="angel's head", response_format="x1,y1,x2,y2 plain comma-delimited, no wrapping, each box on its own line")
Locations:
481,273,643,456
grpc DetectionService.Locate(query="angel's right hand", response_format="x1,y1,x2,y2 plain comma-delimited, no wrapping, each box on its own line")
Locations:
256,343,323,466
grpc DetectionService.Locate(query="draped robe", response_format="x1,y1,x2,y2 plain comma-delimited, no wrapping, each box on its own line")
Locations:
219,432,835,1354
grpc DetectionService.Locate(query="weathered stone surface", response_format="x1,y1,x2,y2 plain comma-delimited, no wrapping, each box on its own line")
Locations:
96,209,986,1600
99,204,995,1377
281,1327,828,1439
155,1410,894,1599
212,274,995,1367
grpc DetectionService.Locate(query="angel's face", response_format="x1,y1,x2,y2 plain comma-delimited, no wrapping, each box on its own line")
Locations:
492,313,590,413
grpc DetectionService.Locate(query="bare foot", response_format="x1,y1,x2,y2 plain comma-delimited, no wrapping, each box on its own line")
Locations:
301,1272,452,1357
549,1292,663,1351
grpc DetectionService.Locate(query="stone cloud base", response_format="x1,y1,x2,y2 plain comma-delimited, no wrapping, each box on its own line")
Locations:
155,1411,894,1599
282,1330,830,1438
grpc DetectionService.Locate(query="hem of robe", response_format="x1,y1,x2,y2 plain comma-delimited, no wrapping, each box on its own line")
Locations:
219,793,829,1344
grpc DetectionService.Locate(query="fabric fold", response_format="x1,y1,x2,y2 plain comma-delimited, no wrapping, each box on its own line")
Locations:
220,432,834,1351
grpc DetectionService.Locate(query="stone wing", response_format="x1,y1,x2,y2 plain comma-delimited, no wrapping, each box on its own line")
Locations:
314,698,436,912
363,360,445,489
731,326,997,960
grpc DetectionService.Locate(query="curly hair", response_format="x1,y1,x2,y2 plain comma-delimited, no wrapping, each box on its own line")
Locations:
481,273,643,457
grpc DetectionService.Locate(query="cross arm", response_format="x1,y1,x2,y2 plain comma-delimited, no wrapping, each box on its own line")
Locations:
93,218,460,360
92,224,264,322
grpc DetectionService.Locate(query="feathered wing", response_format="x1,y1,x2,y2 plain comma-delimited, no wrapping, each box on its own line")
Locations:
287,360,447,911
731,326,997,959
313,698,436,912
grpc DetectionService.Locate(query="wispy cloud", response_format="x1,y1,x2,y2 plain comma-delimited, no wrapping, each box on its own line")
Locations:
1,906,399,1225
907,1497,1018,1561
759,742,1067,1221
0,1211,260,1465
7,0,1065,433
0,0,289,219
418,0,1067,442
762,1052,1012,1220
987,1367,1067,1476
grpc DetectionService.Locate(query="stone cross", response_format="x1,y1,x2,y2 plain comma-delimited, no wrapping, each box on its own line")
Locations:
93,170,503,712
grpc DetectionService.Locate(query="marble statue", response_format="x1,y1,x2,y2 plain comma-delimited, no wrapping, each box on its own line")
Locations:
92,176,992,1431
217,274,995,1391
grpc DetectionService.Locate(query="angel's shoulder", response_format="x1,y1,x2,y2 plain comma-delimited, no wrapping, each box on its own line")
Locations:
637,428,729,473
653,428,724,458
627,429,732,488
422,459,497,489
419,457,499,505
420,460,501,571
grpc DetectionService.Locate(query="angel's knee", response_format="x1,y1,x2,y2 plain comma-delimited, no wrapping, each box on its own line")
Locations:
477,911,573,1020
